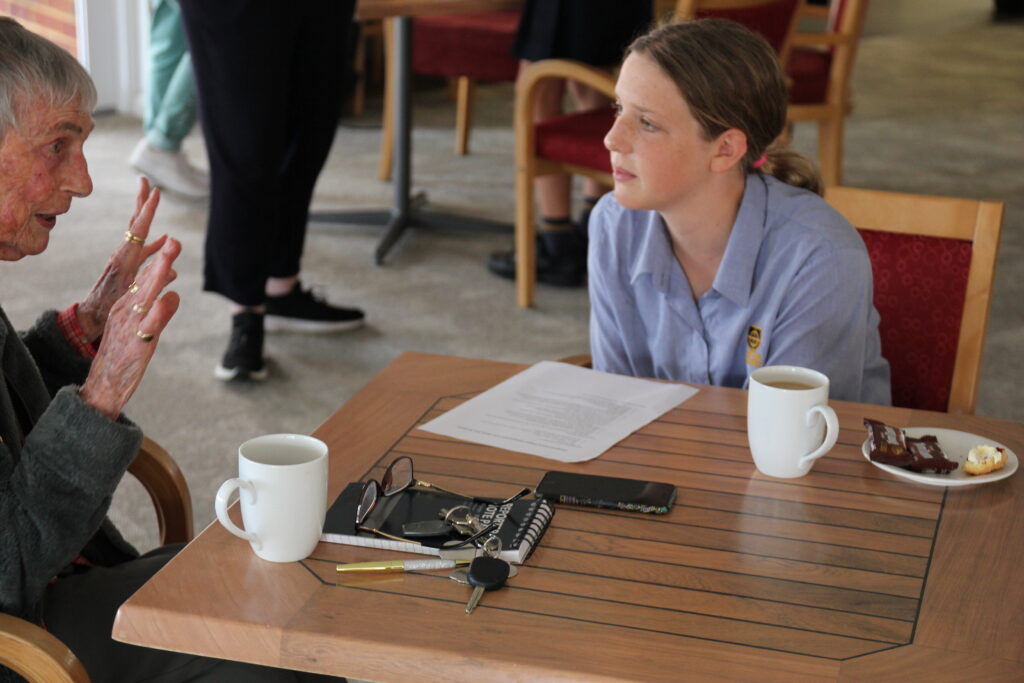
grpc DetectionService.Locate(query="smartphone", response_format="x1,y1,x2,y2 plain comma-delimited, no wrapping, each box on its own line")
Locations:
536,471,677,514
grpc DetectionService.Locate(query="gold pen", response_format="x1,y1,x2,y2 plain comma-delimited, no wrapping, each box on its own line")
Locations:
336,558,471,573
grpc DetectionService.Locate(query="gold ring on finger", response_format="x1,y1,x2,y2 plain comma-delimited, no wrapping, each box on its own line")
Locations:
128,281,140,294
124,231,145,245
136,330,155,342
132,303,150,315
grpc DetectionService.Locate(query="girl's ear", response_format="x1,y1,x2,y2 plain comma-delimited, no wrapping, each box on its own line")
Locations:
709,128,748,174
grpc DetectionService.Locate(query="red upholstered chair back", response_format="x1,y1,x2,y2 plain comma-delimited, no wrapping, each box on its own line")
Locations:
857,230,971,412
411,11,520,82
694,0,801,57
825,186,1004,414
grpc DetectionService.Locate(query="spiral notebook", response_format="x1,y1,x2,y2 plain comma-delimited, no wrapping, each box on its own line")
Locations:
321,482,554,564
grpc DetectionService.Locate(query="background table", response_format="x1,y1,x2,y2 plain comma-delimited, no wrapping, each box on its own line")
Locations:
114,352,1024,681
314,0,521,264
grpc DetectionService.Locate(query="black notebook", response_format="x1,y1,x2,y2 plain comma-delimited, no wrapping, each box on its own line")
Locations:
321,482,554,564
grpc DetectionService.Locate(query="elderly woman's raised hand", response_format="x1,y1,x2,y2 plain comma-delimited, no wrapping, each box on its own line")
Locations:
76,178,169,342
78,225,181,421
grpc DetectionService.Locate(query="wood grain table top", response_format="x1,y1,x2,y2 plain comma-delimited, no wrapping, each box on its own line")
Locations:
113,352,1024,681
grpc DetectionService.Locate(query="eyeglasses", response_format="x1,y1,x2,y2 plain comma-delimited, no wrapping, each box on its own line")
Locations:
355,456,531,545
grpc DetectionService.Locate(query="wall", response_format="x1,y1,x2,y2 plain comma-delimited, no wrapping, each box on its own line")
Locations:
0,0,77,54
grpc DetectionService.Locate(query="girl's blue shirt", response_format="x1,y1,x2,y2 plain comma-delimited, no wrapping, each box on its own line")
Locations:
588,174,891,405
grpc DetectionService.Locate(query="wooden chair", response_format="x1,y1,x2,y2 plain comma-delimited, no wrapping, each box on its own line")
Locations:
784,0,869,187
0,437,193,683
377,11,521,181
514,0,802,307
560,188,1003,415
824,186,1003,414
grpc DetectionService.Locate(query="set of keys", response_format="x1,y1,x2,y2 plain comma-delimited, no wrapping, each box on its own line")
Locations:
449,537,516,614
401,505,487,538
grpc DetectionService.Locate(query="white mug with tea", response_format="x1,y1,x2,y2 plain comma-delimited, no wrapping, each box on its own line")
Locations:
747,366,839,478
215,433,328,562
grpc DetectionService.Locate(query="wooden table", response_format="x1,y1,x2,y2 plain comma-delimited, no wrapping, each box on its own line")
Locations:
113,352,1024,681
313,0,521,264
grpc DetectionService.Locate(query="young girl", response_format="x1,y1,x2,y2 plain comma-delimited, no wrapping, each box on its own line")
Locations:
588,19,890,404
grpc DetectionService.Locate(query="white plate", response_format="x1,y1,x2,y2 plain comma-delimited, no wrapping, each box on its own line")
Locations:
861,427,1018,487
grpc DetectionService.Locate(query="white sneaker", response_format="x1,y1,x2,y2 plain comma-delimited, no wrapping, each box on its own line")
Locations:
130,139,209,199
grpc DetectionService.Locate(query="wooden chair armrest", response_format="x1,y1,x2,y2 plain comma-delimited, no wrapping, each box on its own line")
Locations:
557,354,593,368
0,613,88,682
799,2,831,20
127,436,194,545
516,59,617,102
789,31,852,48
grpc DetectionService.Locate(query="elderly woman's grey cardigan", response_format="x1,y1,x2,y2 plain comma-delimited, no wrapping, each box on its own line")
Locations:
0,305,142,637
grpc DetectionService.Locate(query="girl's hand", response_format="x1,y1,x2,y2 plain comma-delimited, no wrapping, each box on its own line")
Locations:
77,178,168,342
79,237,181,420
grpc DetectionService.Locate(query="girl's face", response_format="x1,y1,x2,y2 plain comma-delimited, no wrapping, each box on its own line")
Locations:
604,52,721,214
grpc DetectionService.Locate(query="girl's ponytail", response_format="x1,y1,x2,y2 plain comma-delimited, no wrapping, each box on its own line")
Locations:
758,145,823,196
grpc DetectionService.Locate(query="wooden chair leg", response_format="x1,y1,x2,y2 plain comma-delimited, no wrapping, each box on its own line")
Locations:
377,18,395,181
515,158,537,308
818,115,844,187
455,76,475,155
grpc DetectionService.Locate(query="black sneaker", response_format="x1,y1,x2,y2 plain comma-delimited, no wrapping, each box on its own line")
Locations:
264,283,365,333
215,311,268,381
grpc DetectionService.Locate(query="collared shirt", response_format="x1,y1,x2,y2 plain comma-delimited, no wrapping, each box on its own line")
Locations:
588,174,891,405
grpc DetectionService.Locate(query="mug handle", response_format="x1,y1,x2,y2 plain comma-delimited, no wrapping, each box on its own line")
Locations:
798,405,839,467
215,478,260,550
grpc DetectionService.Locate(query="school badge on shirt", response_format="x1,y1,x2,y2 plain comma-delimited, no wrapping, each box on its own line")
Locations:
745,324,763,368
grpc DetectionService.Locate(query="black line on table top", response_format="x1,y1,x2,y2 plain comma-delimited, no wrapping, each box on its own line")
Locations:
389,443,945,507
305,556,916,626
395,433,946,498
437,571,910,645
551,518,931,562
661,496,935,538
908,486,948,645
542,545,922,601
361,453,940,535
322,578,901,660
540,533,926,581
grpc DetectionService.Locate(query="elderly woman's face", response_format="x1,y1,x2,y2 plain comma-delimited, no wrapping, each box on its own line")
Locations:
0,94,93,261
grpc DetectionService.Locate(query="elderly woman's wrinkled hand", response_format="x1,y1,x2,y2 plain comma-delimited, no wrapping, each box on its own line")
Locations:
79,236,181,420
76,178,168,342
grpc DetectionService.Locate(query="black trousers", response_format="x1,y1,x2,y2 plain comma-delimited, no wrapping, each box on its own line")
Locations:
44,545,341,682
179,0,356,305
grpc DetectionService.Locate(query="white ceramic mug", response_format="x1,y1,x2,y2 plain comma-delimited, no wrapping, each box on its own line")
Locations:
747,366,839,478
215,434,328,562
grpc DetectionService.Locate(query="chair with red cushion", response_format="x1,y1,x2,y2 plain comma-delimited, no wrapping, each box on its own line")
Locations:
514,0,802,307
824,186,1003,413
377,11,521,181
785,0,869,186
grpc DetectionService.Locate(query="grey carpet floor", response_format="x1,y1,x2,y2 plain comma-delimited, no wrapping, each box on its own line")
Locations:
4,1,1021,552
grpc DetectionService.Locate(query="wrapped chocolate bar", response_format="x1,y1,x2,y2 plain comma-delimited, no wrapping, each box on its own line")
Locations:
905,435,958,473
864,418,912,466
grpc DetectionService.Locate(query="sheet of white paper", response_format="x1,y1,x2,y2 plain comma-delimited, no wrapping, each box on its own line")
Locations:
418,361,698,462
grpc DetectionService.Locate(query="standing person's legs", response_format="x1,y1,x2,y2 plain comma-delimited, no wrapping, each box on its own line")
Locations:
180,0,293,380
268,0,352,287
262,0,365,334
144,0,196,152
131,0,208,198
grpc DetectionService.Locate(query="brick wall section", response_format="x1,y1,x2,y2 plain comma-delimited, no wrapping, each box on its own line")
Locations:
1,0,77,55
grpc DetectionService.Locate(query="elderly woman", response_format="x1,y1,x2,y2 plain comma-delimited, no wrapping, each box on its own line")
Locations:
0,19,335,683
